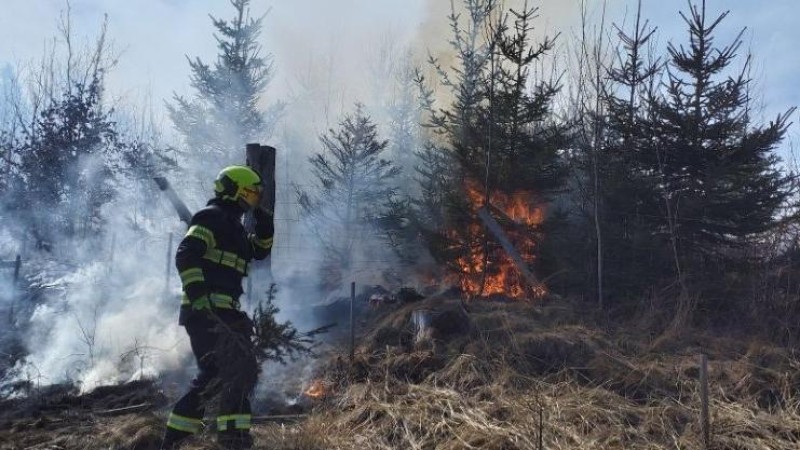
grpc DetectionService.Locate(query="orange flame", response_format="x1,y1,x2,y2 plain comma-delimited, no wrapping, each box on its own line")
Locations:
303,379,328,399
449,180,546,300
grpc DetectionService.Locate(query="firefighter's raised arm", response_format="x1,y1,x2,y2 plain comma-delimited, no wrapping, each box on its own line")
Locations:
250,207,274,260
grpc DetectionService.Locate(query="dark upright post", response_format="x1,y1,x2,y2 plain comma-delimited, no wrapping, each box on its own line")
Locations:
350,282,356,363
165,233,173,292
13,254,21,283
245,143,276,215
246,143,277,280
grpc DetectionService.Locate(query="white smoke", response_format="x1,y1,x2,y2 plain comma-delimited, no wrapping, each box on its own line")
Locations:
9,171,192,391
1,0,546,392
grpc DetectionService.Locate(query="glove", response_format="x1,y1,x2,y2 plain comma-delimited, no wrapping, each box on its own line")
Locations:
191,295,211,311
253,207,271,224
253,207,274,236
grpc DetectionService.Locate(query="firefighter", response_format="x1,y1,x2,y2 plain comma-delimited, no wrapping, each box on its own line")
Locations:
161,165,274,450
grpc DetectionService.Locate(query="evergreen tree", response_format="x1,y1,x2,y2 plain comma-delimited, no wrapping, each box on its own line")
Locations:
424,0,496,184
369,53,428,268
594,1,668,297
411,70,454,237
412,144,448,222
415,0,566,295
169,0,283,183
410,73,455,267
644,0,795,274
7,73,121,246
485,5,565,195
0,12,178,251
386,53,422,197
413,0,497,284
297,106,400,286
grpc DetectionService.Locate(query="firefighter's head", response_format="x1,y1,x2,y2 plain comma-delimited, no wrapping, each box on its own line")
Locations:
214,165,262,210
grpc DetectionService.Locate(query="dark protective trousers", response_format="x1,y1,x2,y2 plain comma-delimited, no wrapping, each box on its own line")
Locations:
162,309,257,449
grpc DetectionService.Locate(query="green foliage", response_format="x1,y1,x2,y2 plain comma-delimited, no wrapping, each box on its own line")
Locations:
251,284,332,365
481,5,567,195
564,0,798,309
0,16,167,248
169,0,284,178
588,1,669,297
209,284,330,399
413,0,567,289
4,74,121,245
645,1,795,261
297,105,400,285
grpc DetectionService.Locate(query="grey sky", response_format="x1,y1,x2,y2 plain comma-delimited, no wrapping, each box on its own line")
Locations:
0,1,425,112
0,0,797,148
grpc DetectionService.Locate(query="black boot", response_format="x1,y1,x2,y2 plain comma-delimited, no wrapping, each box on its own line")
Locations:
217,430,253,449
161,428,193,450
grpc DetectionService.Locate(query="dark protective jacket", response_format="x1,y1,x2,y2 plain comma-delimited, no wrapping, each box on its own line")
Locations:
176,198,273,312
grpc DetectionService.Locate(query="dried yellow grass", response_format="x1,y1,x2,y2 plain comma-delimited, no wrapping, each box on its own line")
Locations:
292,361,800,450
272,297,800,450
5,296,800,450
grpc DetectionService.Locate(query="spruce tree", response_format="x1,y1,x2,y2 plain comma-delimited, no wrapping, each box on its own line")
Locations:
169,0,283,183
8,73,120,246
415,0,566,295
488,5,565,195
645,0,795,271
385,54,422,197
596,1,668,296
413,0,497,286
0,15,130,247
297,106,400,286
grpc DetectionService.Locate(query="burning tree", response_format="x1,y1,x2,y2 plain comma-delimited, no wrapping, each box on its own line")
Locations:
415,0,567,299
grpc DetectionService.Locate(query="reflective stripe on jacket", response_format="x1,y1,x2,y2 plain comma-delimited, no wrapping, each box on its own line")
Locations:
176,198,273,309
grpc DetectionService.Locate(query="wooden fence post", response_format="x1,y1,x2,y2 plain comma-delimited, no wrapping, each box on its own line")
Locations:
538,403,544,450
700,353,710,449
13,254,21,283
165,233,173,292
245,143,276,281
350,282,356,363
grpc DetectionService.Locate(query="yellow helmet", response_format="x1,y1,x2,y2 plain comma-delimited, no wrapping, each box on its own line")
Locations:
214,165,262,210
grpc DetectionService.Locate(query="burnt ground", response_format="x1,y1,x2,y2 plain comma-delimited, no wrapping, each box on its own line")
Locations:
0,380,166,449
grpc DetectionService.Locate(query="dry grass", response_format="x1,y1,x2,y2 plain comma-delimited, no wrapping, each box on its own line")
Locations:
291,359,799,450
8,377,798,449
271,295,800,450
0,414,163,450
251,420,333,450
4,296,800,449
